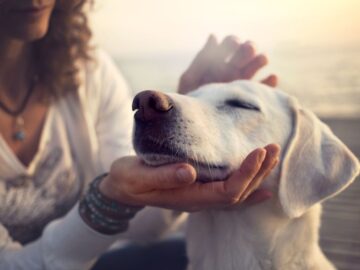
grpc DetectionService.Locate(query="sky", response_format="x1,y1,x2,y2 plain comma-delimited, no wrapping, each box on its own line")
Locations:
91,0,360,56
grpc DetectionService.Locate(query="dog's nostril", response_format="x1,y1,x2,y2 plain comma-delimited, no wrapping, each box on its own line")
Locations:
148,95,173,112
132,95,140,111
149,96,156,110
133,90,174,121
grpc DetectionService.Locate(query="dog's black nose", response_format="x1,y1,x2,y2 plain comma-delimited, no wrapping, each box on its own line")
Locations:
132,90,173,121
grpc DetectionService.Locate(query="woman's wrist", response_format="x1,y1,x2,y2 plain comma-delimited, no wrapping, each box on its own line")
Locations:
98,174,122,202
79,173,143,235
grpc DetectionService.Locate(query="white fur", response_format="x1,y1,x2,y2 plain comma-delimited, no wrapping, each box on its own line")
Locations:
132,80,360,270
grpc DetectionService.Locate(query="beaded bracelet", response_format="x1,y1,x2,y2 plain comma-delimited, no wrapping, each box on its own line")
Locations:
79,173,144,235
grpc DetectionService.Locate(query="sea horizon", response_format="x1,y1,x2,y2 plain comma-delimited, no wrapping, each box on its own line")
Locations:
110,45,360,119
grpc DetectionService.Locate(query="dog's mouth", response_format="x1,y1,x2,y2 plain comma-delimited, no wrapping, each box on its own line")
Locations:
135,138,231,183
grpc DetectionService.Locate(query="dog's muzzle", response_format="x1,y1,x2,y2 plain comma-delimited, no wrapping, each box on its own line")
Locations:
132,90,230,182
132,90,178,155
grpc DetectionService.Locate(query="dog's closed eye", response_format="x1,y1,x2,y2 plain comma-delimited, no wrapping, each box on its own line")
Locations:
224,99,260,111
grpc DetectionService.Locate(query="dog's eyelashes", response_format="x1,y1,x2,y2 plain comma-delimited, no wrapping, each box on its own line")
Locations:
225,99,260,111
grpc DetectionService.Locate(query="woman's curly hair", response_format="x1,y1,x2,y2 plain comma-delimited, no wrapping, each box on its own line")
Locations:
34,0,94,102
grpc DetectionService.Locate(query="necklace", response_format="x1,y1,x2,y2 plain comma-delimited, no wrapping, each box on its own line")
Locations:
0,76,37,141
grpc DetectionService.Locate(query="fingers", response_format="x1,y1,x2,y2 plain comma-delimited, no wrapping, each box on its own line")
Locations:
105,144,280,212
189,34,218,72
141,148,268,211
239,54,268,80
261,74,278,87
244,189,273,205
140,182,216,211
134,163,197,192
178,34,276,94
179,35,241,93
178,35,217,94
141,163,197,191
203,36,243,84
193,144,279,210
221,148,267,202
222,41,257,82
110,157,197,194
228,41,256,70
240,144,280,201
215,36,242,64
224,42,271,83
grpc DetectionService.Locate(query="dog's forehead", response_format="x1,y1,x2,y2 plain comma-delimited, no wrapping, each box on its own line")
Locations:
188,81,278,105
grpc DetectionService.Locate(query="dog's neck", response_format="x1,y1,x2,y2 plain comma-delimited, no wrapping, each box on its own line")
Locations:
186,202,334,270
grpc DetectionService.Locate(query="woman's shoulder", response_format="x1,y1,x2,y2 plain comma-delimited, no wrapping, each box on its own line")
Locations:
80,48,131,96
75,48,133,119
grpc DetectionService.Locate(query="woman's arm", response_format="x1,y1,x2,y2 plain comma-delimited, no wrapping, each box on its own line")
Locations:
0,205,130,270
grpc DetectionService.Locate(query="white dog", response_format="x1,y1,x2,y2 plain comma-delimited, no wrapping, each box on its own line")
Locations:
129,81,359,270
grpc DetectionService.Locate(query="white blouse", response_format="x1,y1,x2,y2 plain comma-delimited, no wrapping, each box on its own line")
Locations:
0,50,137,269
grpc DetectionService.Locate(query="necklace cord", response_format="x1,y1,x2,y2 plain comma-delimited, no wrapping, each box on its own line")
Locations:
0,76,37,116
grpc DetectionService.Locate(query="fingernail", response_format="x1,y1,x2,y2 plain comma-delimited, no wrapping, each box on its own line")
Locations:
176,167,194,182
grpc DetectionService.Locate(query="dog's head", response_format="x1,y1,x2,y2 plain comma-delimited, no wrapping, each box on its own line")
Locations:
132,80,359,218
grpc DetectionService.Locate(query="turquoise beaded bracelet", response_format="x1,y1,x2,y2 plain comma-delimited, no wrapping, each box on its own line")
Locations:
79,173,143,235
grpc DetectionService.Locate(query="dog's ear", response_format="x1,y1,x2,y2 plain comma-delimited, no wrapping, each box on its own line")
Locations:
279,99,359,218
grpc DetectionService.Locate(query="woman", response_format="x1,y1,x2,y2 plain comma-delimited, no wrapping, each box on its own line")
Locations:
0,0,280,269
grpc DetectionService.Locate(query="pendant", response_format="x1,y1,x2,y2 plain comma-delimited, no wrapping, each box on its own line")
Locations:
13,116,26,141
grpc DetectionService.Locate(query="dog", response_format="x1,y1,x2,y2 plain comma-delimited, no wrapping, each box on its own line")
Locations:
130,80,359,270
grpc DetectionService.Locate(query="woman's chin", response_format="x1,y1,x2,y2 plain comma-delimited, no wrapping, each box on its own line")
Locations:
1,11,52,42
10,24,50,42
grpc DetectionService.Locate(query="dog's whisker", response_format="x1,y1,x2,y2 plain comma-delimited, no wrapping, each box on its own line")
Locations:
193,149,200,170
203,156,215,192
173,141,181,159
205,157,214,181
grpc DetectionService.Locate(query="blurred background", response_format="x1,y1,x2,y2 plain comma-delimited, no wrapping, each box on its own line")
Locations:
91,0,360,118
90,1,360,269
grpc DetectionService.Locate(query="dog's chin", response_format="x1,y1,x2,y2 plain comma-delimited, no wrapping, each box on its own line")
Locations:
139,153,231,183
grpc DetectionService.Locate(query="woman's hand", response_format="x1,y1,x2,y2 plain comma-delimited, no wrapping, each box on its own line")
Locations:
99,144,280,212
178,35,278,95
